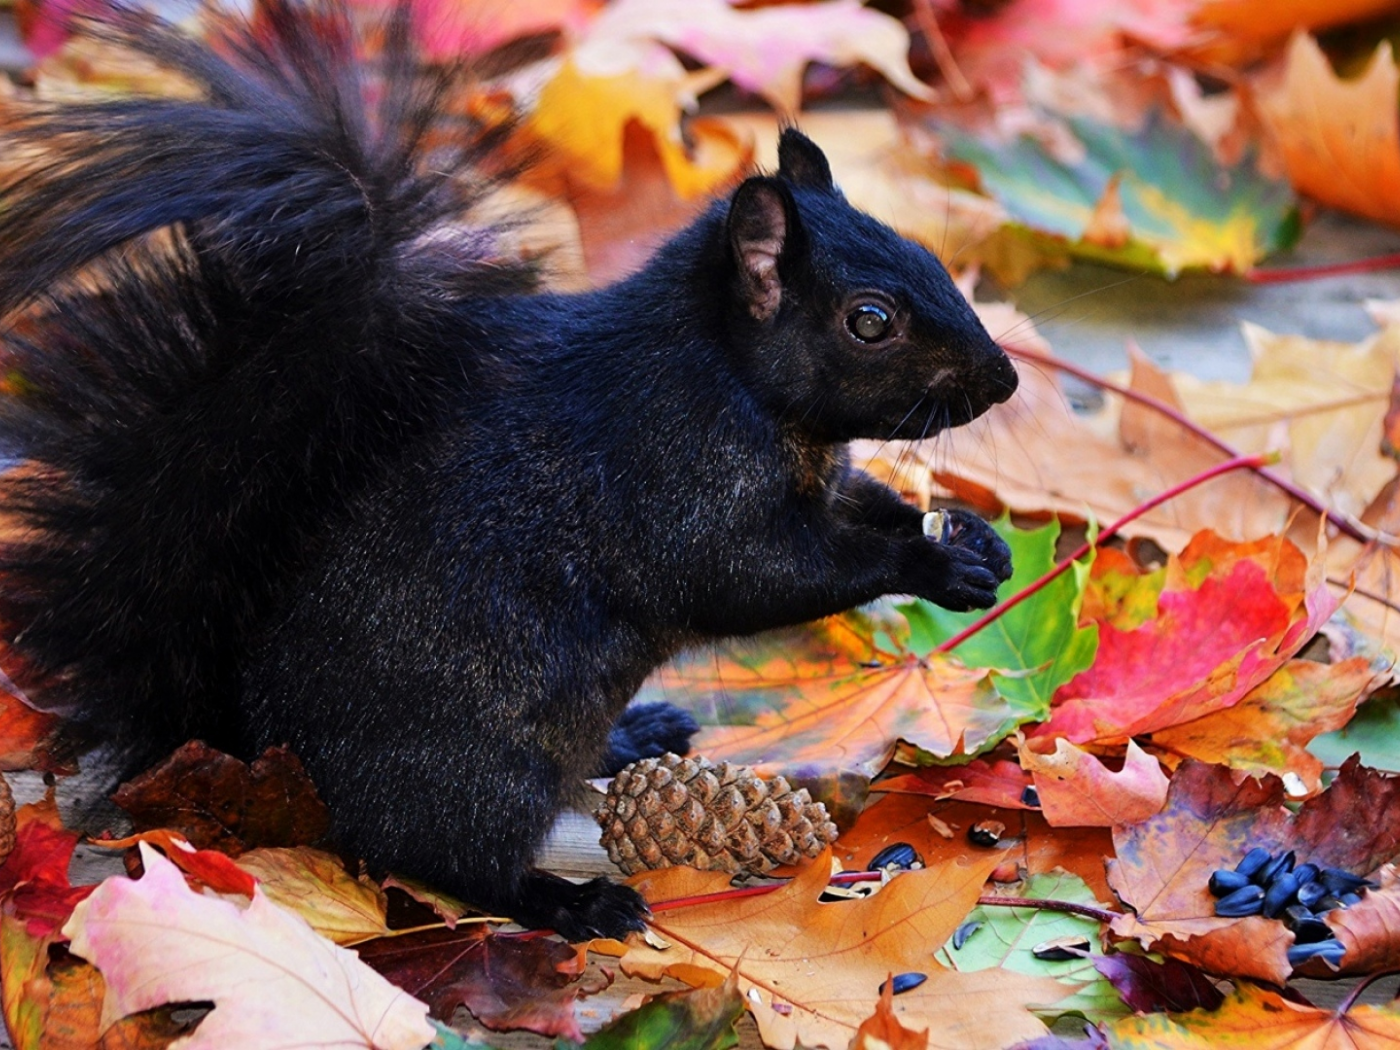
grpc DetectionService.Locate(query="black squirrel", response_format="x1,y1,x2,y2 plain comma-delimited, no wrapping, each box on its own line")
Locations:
0,1,1016,939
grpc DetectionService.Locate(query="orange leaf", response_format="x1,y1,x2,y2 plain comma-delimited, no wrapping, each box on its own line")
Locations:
1256,34,1400,228
1105,979,1400,1048
604,849,1062,1050
851,980,929,1050
1017,739,1168,828
0,688,63,773
649,610,1010,781
1149,657,1376,793
834,793,1115,905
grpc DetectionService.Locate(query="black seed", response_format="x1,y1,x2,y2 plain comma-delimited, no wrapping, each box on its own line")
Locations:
1263,872,1300,918
1314,894,1344,913
1257,850,1296,886
1032,936,1091,961
1020,785,1041,808
967,820,1005,848
882,972,928,995
1339,892,1363,908
1287,939,1345,968
1290,916,1333,945
1297,880,1328,909
1235,847,1272,878
1208,869,1251,897
1321,868,1374,895
1214,884,1265,917
1293,862,1319,886
951,920,982,950
870,843,922,871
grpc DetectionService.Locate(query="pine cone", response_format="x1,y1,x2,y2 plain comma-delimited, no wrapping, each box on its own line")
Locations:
596,753,839,876
0,774,14,867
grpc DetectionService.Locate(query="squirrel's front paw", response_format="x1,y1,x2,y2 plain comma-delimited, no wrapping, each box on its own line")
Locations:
943,510,1012,583
904,511,1010,611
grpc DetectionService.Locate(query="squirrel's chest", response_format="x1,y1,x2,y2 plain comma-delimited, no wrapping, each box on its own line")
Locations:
778,428,848,502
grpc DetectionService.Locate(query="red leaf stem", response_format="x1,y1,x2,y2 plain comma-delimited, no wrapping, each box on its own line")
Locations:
934,452,1274,654
1002,341,1368,543
1247,253,1400,284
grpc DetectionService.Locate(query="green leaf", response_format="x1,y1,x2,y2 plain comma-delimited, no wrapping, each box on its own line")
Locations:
430,1020,495,1050
900,517,1098,727
942,112,1300,277
935,870,1125,1023
1308,690,1400,773
563,982,744,1050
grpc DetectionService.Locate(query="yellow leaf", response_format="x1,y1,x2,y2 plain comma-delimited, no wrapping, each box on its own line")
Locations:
236,846,390,946
602,850,1061,1050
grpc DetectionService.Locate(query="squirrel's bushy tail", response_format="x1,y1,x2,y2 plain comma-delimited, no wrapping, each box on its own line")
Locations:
0,0,535,763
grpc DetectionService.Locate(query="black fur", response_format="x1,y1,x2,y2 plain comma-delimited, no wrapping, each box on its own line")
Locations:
0,2,1016,940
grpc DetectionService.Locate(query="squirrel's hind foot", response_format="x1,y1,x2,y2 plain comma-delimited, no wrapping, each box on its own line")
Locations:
512,871,650,942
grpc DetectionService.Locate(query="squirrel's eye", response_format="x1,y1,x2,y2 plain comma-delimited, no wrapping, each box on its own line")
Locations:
847,304,892,343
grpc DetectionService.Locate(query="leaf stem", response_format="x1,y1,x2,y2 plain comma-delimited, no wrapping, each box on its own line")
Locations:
1337,967,1400,1014
1247,253,1400,284
975,894,1119,924
935,452,1274,654
1001,342,1369,544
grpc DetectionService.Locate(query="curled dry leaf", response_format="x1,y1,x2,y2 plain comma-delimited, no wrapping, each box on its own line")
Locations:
63,845,434,1050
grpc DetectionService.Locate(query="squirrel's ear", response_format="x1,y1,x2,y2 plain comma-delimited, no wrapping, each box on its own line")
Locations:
728,178,796,322
777,128,833,191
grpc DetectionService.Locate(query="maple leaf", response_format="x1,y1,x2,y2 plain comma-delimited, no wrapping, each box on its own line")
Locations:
0,690,63,773
900,517,1098,725
237,846,391,946
576,0,931,115
640,606,1014,791
1307,863,1400,978
1092,953,1223,1015
1017,739,1168,828
600,849,1064,1050
850,980,929,1050
577,975,745,1049
1107,758,1400,983
1103,979,1400,1048
1149,656,1375,793
937,111,1298,279
1256,35,1400,229
1187,0,1400,64
359,924,597,1040
937,870,1125,1023
63,844,434,1050
1033,531,1335,746
112,741,331,855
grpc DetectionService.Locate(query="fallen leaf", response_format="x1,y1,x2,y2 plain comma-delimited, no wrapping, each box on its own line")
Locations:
1309,691,1400,773
1107,758,1400,983
1103,979,1400,1048
641,606,1013,790
1017,739,1168,828
604,849,1063,1050
112,741,331,855
576,0,931,114
1035,531,1335,747
237,846,390,945
850,980,929,1050
834,793,1115,905
900,516,1099,726
63,844,434,1050
359,925,596,1040
937,870,1125,1023
96,828,257,897
1256,35,1400,229
1149,657,1376,793
1188,0,1400,64
877,756,1035,811
578,975,745,1049
0,690,63,773
382,0,595,59
1308,863,1400,978
1092,953,1224,1015
938,111,1298,277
